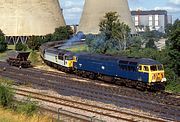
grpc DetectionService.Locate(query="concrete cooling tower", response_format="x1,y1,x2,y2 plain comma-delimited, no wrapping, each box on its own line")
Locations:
0,0,65,43
78,0,136,34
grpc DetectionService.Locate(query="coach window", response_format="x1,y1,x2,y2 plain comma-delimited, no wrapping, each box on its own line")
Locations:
144,66,149,71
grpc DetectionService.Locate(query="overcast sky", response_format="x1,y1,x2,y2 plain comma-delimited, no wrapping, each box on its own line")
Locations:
60,0,180,25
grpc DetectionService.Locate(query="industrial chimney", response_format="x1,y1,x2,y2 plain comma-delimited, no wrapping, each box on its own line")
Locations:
78,0,136,34
0,0,65,43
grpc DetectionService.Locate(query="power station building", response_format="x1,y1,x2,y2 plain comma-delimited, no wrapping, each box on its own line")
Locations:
0,0,65,44
78,0,136,35
131,10,172,33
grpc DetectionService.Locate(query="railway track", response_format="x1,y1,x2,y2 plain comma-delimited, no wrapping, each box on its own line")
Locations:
0,64,179,121
0,61,179,107
29,67,180,103
15,87,168,122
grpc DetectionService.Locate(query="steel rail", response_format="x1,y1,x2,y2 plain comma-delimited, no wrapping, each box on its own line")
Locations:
15,88,167,122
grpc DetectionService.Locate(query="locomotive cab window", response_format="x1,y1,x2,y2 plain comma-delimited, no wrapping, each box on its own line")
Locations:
158,65,164,71
73,56,78,61
65,56,73,60
138,65,142,71
58,54,64,60
143,66,149,71
150,65,157,71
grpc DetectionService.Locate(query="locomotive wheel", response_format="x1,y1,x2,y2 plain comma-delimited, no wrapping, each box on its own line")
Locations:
9,62,12,66
89,73,96,80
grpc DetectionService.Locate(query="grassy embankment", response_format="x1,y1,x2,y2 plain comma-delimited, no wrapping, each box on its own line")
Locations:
166,79,180,93
0,78,53,122
66,44,89,52
29,51,43,66
0,45,15,61
0,107,52,122
0,45,43,66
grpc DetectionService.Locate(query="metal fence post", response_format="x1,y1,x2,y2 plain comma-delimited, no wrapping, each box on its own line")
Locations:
58,108,62,122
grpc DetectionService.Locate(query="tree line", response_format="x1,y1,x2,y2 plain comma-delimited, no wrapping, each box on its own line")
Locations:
0,25,73,52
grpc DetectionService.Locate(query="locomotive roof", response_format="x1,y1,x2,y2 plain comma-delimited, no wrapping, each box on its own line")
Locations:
45,48,73,55
75,53,161,65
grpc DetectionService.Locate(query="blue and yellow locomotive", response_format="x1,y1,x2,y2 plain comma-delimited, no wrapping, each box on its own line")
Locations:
73,53,166,90
41,48,166,90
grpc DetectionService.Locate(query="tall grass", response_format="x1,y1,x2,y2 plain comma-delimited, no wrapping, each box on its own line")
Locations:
0,77,13,85
0,78,42,119
16,97,38,116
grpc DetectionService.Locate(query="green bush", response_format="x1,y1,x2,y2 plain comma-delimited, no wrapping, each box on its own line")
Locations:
41,26,73,44
17,97,38,116
0,36,7,52
0,83,14,107
29,51,42,66
166,77,180,93
15,43,27,51
52,26,73,41
145,38,157,49
27,36,42,50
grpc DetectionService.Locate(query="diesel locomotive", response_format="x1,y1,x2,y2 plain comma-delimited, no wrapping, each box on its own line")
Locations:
41,47,166,91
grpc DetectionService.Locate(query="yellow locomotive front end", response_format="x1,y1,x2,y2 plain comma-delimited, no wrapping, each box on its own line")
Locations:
149,65,166,83
138,64,166,90
147,64,166,90
65,56,77,68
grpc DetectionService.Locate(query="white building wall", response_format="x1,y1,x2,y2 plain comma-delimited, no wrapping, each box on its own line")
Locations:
132,13,167,33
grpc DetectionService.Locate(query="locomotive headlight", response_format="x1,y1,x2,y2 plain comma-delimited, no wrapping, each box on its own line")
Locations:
161,78,167,82
101,66,105,70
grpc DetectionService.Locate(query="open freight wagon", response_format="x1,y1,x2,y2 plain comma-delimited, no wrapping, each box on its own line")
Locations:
7,51,31,68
